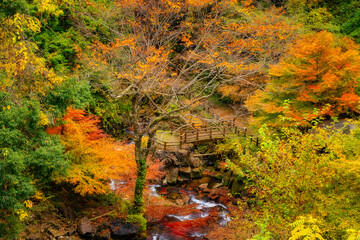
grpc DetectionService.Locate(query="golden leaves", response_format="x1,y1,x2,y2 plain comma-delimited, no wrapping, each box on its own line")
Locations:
0,13,63,96
50,107,136,195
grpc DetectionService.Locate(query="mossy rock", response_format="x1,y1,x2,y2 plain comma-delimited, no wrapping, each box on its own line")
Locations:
191,167,203,179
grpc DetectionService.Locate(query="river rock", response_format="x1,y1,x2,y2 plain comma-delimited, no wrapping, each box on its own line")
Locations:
155,150,179,166
189,155,202,168
198,183,208,192
95,228,111,240
175,199,184,205
167,191,181,200
77,218,95,238
166,167,179,185
191,167,203,179
211,182,223,189
198,176,212,185
48,228,67,238
179,167,192,179
109,219,139,240
182,195,191,204
175,149,190,165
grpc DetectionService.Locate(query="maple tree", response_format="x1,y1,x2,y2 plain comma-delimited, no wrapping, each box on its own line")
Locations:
217,5,300,103
77,0,272,214
246,31,360,128
48,107,136,195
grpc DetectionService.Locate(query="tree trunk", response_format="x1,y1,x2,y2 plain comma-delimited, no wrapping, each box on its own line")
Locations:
132,139,147,215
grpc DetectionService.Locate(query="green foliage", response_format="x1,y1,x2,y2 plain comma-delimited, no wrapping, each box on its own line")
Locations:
220,122,360,239
341,9,360,43
34,28,82,74
0,93,68,235
91,96,131,136
126,214,147,232
251,216,272,240
0,213,24,239
42,78,92,117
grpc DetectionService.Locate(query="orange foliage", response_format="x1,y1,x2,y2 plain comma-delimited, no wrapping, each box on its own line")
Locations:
48,107,136,195
247,31,360,127
217,6,300,102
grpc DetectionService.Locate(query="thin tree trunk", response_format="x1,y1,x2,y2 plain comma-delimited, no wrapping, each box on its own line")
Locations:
132,140,147,214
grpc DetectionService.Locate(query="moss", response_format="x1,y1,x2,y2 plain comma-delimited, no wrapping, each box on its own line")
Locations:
132,156,147,215
126,214,147,232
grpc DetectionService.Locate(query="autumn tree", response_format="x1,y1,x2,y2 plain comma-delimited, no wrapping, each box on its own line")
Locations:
218,123,360,239
246,31,360,128
48,107,136,195
0,0,68,97
76,0,271,215
217,5,300,103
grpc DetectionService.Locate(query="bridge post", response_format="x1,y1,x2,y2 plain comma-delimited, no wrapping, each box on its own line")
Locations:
185,132,187,143
210,128,212,139
164,142,167,151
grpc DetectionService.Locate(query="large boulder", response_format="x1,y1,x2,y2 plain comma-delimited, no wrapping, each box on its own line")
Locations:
191,167,203,179
110,219,139,240
197,176,212,185
165,167,179,185
155,150,180,166
189,155,203,168
175,149,190,165
77,218,95,239
179,167,192,179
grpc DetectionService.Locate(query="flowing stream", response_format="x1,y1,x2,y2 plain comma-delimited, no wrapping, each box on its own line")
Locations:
147,185,231,240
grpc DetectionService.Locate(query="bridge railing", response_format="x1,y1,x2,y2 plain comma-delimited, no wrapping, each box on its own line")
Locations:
154,118,255,150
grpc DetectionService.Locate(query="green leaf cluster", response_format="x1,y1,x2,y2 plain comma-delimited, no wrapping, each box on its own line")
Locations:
0,93,68,237
220,122,360,239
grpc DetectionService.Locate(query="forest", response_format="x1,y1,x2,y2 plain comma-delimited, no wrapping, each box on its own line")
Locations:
1,0,360,239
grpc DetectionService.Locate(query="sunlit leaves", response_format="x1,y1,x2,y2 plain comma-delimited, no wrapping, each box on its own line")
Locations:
221,124,360,238
49,107,136,195
247,31,360,128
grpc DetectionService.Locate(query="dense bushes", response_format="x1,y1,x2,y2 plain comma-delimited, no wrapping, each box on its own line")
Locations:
219,121,360,239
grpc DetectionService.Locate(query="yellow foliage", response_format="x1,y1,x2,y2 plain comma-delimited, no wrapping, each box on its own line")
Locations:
0,12,63,96
289,216,325,240
15,209,29,221
346,229,360,240
50,108,136,196
24,200,33,209
38,111,50,126
34,0,65,16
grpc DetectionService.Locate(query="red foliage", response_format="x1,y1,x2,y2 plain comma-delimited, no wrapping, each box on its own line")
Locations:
47,107,136,195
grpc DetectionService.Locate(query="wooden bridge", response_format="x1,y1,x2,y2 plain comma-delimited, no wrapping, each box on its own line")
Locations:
154,120,258,151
